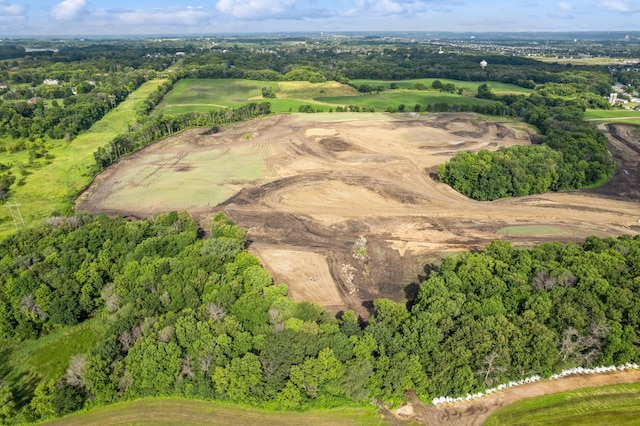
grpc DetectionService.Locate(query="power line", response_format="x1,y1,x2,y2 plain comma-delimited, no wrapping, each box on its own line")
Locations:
5,202,25,229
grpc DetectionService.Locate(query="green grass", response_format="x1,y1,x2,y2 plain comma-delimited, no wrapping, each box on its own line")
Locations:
156,78,513,116
317,91,496,111
157,79,341,114
498,225,567,237
0,79,169,238
484,382,640,426
585,109,640,125
350,78,534,95
1,317,105,405
42,398,391,426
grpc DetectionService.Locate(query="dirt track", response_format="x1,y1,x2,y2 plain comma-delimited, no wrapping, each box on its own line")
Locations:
396,369,640,425
76,114,640,318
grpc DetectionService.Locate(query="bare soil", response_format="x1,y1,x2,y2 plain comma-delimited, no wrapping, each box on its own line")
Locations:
76,114,640,320
396,369,640,426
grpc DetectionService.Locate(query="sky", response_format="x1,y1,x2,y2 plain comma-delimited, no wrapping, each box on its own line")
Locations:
1,0,640,37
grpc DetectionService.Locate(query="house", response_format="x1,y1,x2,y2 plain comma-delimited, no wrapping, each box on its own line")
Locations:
43,79,59,85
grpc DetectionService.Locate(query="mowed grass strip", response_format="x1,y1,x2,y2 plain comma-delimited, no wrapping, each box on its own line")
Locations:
0,79,168,238
484,382,640,426
42,398,389,426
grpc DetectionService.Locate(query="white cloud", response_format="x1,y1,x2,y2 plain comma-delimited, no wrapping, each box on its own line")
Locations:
216,0,297,20
0,1,27,26
600,0,634,12
51,0,88,21
108,6,211,27
557,1,574,17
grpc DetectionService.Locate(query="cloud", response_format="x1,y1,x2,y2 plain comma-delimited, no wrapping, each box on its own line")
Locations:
0,0,27,25
214,0,445,20
104,6,212,27
600,0,634,12
216,0,298,20
557,1,574,17
51,0,88,20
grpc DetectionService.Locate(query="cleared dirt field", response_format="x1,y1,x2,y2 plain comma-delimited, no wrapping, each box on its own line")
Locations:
76,113,640,318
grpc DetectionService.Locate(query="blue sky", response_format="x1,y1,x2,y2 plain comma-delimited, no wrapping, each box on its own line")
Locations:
1,0,640,36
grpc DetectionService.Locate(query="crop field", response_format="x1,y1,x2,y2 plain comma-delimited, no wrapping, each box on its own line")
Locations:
484,382,640,426
0,79,169,238
77,113,640,319
43,398,388,426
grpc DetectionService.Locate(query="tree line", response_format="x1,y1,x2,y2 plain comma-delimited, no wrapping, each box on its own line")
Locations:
92,102,271,172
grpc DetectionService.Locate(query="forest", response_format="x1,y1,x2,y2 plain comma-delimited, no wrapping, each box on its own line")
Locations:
0,213,639,423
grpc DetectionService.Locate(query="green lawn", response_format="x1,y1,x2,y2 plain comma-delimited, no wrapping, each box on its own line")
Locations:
0,79,168,238
484,382,640,426
42,398,391,426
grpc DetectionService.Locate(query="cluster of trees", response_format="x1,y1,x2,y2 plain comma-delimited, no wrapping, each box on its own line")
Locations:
438,87,614,200
0,70,151,146
1,213,639,423
93,102,271,171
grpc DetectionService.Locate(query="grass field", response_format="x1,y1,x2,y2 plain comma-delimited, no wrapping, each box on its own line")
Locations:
349,78,534,95
585,109,640,125
317,91,496,111
484,382,640,426
0,79,168,238
42,398,390,426
156,79,338,115
1,317,105,405
156,78,510,116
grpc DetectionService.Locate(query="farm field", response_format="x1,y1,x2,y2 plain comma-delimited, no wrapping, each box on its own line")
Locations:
42,398,388,426
0,79,169,238
77,113,640,318
155,78,503,116
484,382,640,426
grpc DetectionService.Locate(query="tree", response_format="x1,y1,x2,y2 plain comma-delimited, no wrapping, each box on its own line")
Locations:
476,83,494,99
